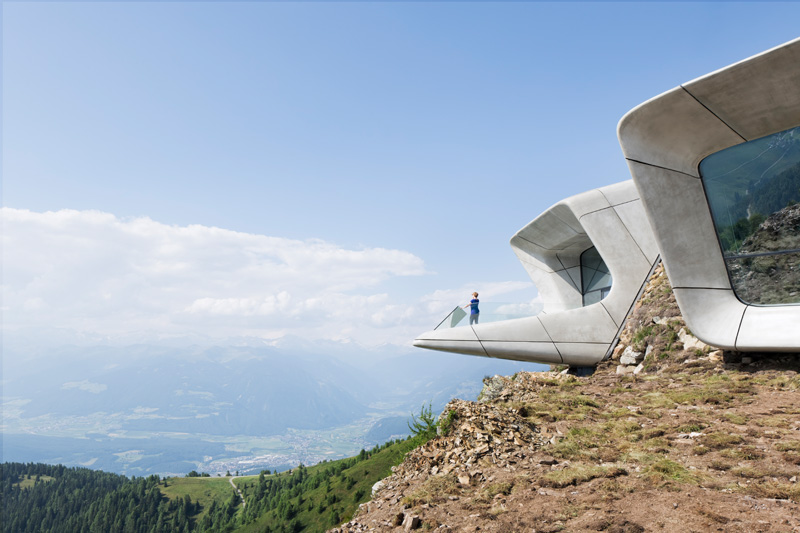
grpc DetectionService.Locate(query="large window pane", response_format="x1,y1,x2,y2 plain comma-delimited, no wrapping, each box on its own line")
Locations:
581,247,611,306
700,126,800,305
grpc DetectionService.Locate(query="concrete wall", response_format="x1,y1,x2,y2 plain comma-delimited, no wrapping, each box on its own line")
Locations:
618,37,800,351
414,180,659,366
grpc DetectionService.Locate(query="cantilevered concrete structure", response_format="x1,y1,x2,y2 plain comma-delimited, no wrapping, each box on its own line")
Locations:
414,180,659,366
619,37,800,352
416,37,800,365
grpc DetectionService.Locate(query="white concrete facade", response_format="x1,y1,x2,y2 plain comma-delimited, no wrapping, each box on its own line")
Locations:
416,37,800,365
413,181,660,366
618,37,800,351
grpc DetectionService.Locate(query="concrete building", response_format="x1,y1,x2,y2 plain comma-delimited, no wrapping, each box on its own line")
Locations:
618,37,800,352
413,180,659,366
415,37,800,365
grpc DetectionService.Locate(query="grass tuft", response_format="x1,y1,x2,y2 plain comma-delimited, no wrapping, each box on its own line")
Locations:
644,459,702,485
540,464,626,488
722,413,747,425
776,440,800,452
402,474,459,506
699,432,744,449
741,481,800,501
720,446,764,460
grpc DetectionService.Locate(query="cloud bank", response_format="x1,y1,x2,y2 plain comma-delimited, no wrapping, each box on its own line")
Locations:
3,208,535,348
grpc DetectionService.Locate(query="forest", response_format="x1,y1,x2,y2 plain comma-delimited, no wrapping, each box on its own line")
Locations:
2,436,422,533
1,463,195,533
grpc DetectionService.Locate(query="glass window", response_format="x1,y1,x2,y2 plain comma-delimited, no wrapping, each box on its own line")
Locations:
700,126,800,305
581,246,611,306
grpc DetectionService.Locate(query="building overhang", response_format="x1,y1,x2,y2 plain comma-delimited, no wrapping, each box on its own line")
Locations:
618,37,800,351
414,180,659,366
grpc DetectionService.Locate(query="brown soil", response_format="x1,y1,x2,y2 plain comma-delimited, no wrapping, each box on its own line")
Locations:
331,266,800,532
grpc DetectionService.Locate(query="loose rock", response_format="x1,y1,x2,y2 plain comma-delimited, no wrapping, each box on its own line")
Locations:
620,346,644,365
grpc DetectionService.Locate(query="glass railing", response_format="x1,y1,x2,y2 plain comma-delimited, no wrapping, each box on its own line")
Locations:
433,302,542,330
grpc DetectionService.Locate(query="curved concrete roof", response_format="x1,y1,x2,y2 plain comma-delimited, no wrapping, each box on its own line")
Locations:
618,37,800,351
414,180,659,366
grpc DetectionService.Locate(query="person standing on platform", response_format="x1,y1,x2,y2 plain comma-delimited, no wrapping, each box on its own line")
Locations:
464,292,480,325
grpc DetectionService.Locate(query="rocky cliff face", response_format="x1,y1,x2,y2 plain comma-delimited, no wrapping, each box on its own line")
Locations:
330,265,800,532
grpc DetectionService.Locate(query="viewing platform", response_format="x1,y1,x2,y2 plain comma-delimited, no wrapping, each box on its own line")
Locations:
433,302,542,330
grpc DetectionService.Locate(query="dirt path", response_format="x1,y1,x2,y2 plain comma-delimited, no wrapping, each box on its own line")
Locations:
229,476,246,508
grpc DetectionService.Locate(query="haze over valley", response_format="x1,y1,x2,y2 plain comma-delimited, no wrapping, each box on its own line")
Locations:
2,341,541,476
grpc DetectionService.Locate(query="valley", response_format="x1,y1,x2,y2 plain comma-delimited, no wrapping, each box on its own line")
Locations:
2,343,542,476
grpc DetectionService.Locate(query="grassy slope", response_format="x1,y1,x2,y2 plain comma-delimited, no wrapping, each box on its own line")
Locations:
14,475,55,489
353,364,800,530
494,368,800,495
235,437,419,533
161,476,239,522
156,437,420,532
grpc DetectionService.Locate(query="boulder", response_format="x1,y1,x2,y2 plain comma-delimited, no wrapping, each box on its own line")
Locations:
616,364,634,375
612,343,626,360
371,480,386,497
403,515,421,531
620,346,644,366
678,328,709,352
477,375,509,403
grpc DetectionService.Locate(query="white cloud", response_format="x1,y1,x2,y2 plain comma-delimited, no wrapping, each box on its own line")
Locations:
185,292,293,316
2,208,539,349
62,380,107,393
2,208,428,344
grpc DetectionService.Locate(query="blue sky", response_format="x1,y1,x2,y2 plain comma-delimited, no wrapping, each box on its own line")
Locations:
4,2,800,351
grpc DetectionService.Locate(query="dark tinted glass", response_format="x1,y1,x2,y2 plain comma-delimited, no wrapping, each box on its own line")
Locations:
581,246,611,306
700,126,800,304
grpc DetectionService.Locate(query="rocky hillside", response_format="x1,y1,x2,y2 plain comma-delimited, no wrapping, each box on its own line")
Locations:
331,264,800,532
